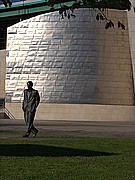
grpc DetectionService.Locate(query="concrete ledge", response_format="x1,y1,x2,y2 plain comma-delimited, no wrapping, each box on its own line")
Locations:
5,103,135,121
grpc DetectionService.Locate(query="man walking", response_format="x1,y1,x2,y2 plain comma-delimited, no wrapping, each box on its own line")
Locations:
22,81,40,137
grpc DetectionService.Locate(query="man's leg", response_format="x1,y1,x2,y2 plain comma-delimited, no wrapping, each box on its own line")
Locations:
23,111,31,137
31,125,38,137
27,110,39,137
26,111,35,134
30,110,39,137
23,110,38,137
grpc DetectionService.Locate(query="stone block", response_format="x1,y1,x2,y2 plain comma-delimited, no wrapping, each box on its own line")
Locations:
70,69,81,75
52,62,62,68
40,40,51,45
55,80,65,86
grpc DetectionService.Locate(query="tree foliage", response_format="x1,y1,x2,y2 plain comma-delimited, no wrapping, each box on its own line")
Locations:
47,0,131,29
47,0,132,11
47,0,131,30
95,9,126,30
1,0,132,30
1,0,12,7
1,0,132,11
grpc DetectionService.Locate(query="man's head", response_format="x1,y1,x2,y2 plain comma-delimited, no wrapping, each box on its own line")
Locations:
27,81,33,90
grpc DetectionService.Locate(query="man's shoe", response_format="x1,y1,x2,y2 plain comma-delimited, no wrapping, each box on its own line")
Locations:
22,133,30,138
32,131,38,137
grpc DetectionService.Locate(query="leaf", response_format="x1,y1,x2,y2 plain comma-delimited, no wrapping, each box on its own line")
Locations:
61,14,64,19
105,22,110,29
96,14,100,21
2,1,7,7
100,14,105,21
64,10,67,17
118,21,121,28
68,14,70,19
70,8,74,13
118,21,125,30
105,20,114,29
2,0,12,7
121,24,125,30
109,20,114,28
111,21,114,28
71,14,76,18
59,9,63,15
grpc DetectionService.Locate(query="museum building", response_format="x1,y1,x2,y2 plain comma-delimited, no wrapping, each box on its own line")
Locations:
3,2,135,121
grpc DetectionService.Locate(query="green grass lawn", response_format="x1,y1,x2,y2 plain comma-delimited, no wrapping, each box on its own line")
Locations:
0,132,135,180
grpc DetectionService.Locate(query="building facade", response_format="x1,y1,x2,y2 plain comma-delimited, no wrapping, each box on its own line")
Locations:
5,5,135,120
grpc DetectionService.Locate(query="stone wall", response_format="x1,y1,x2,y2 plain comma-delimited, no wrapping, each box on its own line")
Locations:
6,8,134,105
0,49,6,107
6,102,135,121
128,1,135,93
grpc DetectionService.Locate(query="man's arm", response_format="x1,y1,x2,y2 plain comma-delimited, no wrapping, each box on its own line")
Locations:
35,90,40,108
22,90,27,111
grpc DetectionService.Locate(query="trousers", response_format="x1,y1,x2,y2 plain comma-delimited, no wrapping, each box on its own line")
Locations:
24,110,38,134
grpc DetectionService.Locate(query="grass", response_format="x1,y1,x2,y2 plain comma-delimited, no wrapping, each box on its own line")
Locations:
0,132,135,180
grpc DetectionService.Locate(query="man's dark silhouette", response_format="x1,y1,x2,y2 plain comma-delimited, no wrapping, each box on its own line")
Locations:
22,81,40,137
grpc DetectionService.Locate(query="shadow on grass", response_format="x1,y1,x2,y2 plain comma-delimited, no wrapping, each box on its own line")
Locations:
0,144,118,157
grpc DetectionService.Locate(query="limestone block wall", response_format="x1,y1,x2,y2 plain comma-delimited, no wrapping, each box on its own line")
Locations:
0,49,6,107
128,0,135,91
6,8,134,105
5,102,135,121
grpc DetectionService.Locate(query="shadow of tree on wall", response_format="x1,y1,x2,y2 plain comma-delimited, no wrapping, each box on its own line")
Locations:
0,144,118,157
